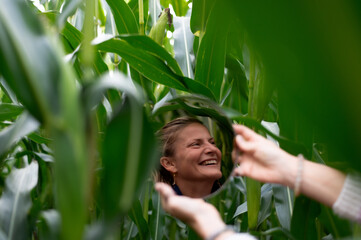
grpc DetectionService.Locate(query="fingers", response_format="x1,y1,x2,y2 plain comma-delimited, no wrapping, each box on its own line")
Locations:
155,182,176,201
233,124,258,141
235,135,257,153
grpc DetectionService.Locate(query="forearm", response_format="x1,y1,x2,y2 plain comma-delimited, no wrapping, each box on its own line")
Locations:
282,155,346,207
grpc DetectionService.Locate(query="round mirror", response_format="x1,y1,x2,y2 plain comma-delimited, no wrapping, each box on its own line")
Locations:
152,94,235,198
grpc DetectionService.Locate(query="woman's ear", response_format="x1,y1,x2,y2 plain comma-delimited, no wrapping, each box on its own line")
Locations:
160,157,177,173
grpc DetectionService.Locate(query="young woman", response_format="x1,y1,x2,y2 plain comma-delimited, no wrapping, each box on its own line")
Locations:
157,117,222,198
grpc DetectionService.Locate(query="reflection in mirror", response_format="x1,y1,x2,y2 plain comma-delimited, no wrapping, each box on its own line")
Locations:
153,95,235,198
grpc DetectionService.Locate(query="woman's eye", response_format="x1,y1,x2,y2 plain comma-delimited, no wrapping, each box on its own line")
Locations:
190,142,200,146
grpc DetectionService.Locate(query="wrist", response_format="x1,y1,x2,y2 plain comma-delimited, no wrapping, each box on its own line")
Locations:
204,225,235,240
279,153,299,188
194,213,227,239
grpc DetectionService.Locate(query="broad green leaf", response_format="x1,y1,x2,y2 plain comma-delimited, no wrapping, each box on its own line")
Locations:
0,113,39,157
129,199,150,239
173,16,194,78
61,21,108,76
318,205,353,239
96,38,187,90
118,35,183,75
0,103,23,121
233,183,272,226
223,55,248,113
291,196,320,239
106,0,139,34
194,0,231,102
91,72,158,218
95,36,216,99
257,184,272,228
190,0,216,39
170,0,189,17
272,184,293,231
28,132,52,145
0,161,38,240
0,0,62,122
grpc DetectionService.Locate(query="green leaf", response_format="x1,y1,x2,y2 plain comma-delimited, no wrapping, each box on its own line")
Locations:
91,72,159,218
149,191,165,240
0,0,62,122
318,205,353,239
61,21,108,76
194,0,231,102
257,184,273,228
272,184,293,231
0,113,39,157
0,161,38,240
170,0,189,17
106,0,139,34
0,103,23,121
118,35,183,76
291,196,320,239
190,0,216,39
223,55,248,113
128,199,150,239
96,37,187,90
173,16,194,78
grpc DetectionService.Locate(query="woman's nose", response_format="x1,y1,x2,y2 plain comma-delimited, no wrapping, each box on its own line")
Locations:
204,143,218,154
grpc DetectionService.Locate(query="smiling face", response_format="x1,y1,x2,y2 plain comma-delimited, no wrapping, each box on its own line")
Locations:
171,123,222,182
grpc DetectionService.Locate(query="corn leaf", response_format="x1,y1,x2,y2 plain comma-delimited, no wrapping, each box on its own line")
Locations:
0,112,39,157
87,72,158,218
0,0,62,122
272,184,294,231
190,0,216,39
173,16,194,78
194,0,231,102
0,103,23,121
0,161,38,240
106,0,139,34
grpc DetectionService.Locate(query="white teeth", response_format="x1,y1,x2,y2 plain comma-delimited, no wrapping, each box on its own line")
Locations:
201,160,217,165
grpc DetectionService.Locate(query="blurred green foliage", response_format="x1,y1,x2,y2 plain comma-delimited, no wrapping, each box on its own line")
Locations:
0,0,360,239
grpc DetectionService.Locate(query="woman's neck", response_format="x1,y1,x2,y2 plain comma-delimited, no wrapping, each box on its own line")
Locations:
176,179,215,198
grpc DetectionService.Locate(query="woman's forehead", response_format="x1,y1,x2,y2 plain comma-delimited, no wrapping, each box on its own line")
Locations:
177,123,212,140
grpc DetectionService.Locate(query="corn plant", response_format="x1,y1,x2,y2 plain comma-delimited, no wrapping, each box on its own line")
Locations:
0,0,360,239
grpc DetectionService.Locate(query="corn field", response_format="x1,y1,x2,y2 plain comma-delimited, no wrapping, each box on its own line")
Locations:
0,0,361,239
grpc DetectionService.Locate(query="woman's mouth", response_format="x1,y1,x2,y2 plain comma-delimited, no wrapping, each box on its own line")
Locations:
200,159,217,166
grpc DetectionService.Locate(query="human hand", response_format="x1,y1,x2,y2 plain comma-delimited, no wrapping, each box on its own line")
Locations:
155,182,233,239
232,124,298,185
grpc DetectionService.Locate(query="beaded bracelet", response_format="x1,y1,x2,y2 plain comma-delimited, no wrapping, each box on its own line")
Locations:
294,154,304,196
205,226,234,240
